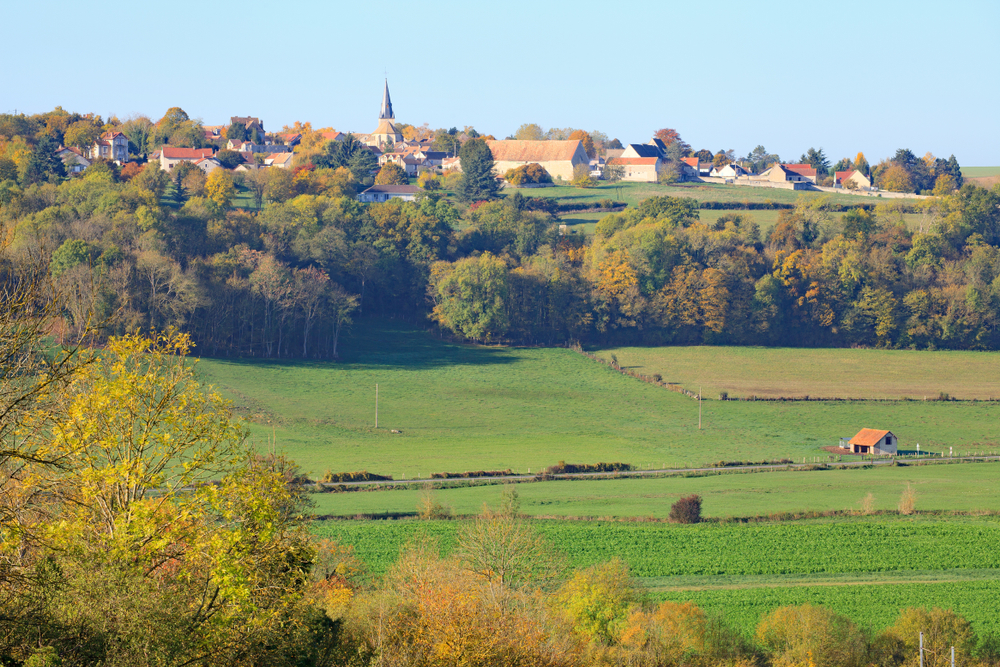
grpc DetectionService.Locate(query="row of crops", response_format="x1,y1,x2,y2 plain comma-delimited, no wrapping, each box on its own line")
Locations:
657,580,1000,636
312,516,1000,578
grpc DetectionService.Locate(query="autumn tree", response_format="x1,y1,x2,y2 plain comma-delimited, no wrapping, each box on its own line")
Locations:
513,123,545,141
756,604,867,667
374,162,408,185
879,163,914,193
568,129,596,158
205,168,235,209
557,559,639,645
62,119,100,149
654,128,691,154
854,151,870,175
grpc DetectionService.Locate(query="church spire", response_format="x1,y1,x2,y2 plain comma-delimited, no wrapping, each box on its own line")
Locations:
379,79,394,120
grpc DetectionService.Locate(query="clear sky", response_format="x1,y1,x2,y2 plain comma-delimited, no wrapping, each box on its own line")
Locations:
4,0,997,165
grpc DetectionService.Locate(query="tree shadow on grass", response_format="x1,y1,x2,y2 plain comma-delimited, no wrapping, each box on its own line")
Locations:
201,317,519,371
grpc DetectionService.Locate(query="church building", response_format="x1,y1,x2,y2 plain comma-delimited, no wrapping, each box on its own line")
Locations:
366,80,404,148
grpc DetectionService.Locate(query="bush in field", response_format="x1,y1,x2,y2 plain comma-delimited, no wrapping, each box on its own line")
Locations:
556,559,639,644
504,163,551,185
756,604,867,667
898,483,917,515
669,494,702,524
322,470,392,483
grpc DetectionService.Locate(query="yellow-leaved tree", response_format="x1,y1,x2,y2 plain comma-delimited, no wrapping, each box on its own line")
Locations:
205,168,236,209
5,330,320,666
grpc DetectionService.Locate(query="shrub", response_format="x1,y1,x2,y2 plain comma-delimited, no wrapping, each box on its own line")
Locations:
570,164,596,188
504,163,551,185
756,604,867,667
669,494,702,524
543,461,632,474
322,470,392,483
898,483,917,515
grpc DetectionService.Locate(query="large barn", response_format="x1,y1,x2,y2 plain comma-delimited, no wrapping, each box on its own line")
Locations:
487,140,590,182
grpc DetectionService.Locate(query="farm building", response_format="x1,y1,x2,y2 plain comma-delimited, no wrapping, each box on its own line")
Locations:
842,428,898,455
761,163,817,183
835,169,872,190
486,140,589,181
605,156,665,182
357,184,421,203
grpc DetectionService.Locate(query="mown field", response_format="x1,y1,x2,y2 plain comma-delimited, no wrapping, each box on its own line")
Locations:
313,515,1000,635
961,167,1000,178
310,460,1000,519
591,345,1000,400
194,319,1000,478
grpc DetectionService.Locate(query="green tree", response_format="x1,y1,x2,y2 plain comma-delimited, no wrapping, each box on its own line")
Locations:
215,149,245,169
458,137,500,202
226,122,249,141
430,252,510,341
800,147,831,176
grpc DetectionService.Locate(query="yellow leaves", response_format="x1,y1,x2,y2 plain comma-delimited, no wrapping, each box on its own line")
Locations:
596,250,638,297
205,169,235,209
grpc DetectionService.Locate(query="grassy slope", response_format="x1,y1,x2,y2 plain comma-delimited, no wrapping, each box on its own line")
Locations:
310,461,1000,519
195,319,1000,478
591,345,1000,400
961,167,1000,177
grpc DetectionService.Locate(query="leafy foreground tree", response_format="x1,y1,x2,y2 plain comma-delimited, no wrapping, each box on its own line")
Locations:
1,330,341,667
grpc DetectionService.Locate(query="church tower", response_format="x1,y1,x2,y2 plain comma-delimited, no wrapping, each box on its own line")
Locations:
379,79,394,120
369,79,403,148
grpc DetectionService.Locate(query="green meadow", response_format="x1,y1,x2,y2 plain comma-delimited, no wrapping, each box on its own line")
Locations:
310,460,1000,519
961,166,1000,178
195,319,1000,479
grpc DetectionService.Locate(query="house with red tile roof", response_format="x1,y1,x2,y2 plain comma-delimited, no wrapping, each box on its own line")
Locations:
266,152,294,169
843,428,897,455
193,156,223,174
159,146,216,171
835,169,872,190
56,146,91,173
487,140,589,181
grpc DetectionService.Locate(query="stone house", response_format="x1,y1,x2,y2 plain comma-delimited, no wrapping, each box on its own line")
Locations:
56,146,91,173
762,163,817,183
487,140,589,182
605,157,664,182
88,131,130,164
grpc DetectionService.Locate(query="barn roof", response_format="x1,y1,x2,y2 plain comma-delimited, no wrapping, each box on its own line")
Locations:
849,428,892,447
784,163,817,177
487,140,584,162
161,146,215,159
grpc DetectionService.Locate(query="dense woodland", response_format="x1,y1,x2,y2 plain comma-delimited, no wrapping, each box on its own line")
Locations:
2,108,1000,357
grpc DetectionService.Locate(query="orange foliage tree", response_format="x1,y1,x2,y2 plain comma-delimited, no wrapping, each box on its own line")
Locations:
374,163,408,185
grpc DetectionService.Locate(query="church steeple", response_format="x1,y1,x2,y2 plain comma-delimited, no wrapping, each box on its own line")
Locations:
379,79,394,120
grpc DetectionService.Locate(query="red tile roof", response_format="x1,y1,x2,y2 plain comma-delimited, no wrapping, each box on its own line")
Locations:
161,146,215,159
784,163,817,177
681,157,699,168
849,428,891,448
835,169,857,184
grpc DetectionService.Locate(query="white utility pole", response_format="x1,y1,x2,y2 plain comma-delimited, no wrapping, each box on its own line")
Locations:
375,384,379,429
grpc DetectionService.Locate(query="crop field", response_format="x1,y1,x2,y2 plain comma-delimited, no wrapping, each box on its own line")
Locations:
194,320,1000,477
657,580,1000,636
312,515,1000,634
310,460,1000,519
591,345,1000,401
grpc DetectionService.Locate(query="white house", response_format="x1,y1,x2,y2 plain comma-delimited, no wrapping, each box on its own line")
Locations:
88,131,130,164
357,184,422,203
159,146,216,171
56,146,91,173
842,428,898,455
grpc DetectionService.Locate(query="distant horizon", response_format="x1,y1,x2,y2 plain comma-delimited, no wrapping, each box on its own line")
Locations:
4,0,997,166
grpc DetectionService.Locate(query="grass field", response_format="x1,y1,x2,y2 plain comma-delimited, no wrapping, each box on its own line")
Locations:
194,319,1000,478
524,181,904,209
592,345,1000,400
961,167,1000,178
310,460,1000,519
312,515,1000,635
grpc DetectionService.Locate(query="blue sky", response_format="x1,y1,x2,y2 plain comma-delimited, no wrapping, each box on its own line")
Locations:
4,0,997,165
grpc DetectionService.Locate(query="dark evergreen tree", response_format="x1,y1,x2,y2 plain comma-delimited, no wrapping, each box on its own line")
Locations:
458,137,500,202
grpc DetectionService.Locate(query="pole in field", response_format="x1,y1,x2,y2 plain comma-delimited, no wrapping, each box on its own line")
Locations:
375,383,379,429
698,386,702,430
920,632,924,667
952,646,955,667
